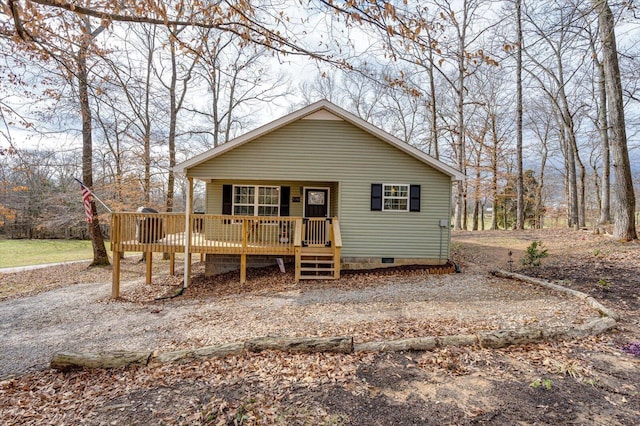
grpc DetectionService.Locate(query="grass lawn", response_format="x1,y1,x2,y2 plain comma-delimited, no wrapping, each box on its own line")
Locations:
0,239,95,268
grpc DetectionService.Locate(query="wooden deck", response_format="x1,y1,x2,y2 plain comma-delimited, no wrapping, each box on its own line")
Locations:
110,212,341,298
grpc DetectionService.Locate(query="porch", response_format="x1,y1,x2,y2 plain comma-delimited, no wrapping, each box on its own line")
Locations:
109,212,342,298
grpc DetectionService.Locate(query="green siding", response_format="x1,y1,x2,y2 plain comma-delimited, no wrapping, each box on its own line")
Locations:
190,119,452,260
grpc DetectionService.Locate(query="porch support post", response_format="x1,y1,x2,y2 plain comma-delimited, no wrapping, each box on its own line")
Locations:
183,177,193,289
294,218,302,283
332,218,342,279
111,213,121,299
240,254,247,284
240,219,247,284
112,251,121,298
169,252,175,275
145,252,153,284
294,247,301,283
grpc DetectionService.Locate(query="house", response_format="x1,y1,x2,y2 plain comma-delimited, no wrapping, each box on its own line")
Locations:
175,100,464,276
109,100,464,297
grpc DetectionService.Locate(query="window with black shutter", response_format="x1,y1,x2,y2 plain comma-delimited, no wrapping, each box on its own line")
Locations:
371,183,421,212
223,184,283,217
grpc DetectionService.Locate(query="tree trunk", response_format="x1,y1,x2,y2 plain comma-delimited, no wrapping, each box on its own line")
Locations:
566,137,579,229
535,143,547,229
515,0,525,230
573,143,586,228
596,60,611,225
472,199,479,231
162,36,179,261
490,113,499,230
462,180,468,230
472,147,482,231
453,4,468,231
554,49,580,229
78,27,109,266
142,31,154,204
597,0,636,240
427,29,439,160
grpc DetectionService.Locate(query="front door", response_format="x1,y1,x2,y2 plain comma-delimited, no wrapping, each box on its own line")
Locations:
304,188,329,246
304,188,328,218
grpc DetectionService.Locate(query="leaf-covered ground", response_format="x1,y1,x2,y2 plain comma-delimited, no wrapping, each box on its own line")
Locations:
1,228,639,425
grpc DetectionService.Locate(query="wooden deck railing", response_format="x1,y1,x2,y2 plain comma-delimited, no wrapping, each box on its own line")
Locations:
110,212,342,297
110,212,299,255
303,217,329,246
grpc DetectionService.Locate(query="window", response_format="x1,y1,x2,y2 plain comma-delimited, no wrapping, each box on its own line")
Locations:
383,184,409,211
371,183,420,212
233,186,255,215
233,185,280,216
307,190,325,205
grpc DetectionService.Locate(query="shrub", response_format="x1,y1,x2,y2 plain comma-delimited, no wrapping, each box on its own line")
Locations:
520,241,548,267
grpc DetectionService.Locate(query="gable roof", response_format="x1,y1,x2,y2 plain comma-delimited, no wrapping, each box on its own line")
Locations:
175,100,465,181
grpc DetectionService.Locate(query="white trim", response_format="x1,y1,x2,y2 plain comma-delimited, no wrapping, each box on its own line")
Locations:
175,100,465,181
303,186,330,218
302,110,343,121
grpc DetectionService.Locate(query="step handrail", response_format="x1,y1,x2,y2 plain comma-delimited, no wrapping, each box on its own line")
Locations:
332,218,342,248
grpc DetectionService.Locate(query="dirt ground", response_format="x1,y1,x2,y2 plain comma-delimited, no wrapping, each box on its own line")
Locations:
1,228,639,425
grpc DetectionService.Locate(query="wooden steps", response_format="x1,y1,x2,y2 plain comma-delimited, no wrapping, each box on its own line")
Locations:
298,247,338,280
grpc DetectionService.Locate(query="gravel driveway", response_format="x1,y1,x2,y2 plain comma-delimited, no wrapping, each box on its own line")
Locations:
0,270,594,379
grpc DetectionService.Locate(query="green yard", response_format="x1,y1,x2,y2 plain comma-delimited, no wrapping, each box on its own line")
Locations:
0,239,95,268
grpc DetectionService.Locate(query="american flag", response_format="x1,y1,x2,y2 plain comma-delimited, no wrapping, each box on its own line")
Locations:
76,179,94,223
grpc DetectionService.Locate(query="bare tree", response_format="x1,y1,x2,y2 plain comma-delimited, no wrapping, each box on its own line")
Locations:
104,24,165,205
523,0,589,229
77,17,110,265
585,19,611,226
525,97,555,229
514,0,525,230
191,31,290,148
595,0,637,240
297,72,344,108
156,24,196,214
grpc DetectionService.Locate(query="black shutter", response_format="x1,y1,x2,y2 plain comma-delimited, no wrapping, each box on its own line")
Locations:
409,185,421,212
222,184,232,215
371,184,382,211
280,186,290,216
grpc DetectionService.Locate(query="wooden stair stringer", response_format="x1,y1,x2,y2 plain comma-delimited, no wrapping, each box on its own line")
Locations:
298,246,339,280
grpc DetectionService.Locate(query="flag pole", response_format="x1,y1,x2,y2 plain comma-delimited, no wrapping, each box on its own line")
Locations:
74,178,113,213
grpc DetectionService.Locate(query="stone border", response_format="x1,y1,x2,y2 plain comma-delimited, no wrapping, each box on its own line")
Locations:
50,270,619,371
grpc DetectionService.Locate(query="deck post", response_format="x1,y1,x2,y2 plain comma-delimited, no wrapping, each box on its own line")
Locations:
332,218,342,279
111,213,121,298
169,252,175,275
146,252,153,284
333,247,341,279
294,218,302,283
112,251,121,298
240,254,247,284
240,219,248,284
183,177,193,289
